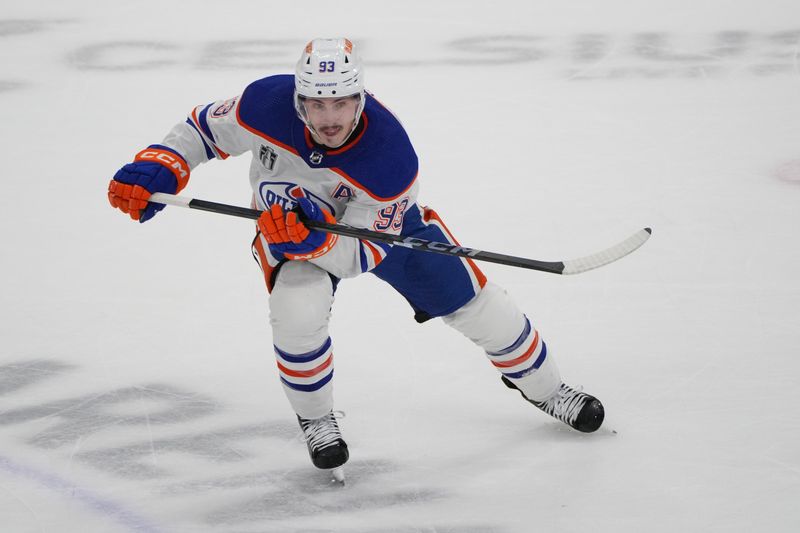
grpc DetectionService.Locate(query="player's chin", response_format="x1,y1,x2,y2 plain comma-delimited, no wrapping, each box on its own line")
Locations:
323,133,347,147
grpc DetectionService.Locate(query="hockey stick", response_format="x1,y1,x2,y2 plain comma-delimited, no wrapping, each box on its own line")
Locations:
148,192,651,275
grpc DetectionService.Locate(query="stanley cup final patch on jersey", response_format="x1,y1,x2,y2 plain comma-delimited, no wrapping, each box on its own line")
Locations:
259,145,278,171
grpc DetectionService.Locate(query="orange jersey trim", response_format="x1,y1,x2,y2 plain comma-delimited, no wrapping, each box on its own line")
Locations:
423,207,488,288
252,234,277,293
330,167,418,202
361,239,384,266
236,106,300,156
191,108,229,159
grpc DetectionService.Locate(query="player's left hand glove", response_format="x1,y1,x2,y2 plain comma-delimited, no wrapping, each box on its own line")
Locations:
258,198,338,260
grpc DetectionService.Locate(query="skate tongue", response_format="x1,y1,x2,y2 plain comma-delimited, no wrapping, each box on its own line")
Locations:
298,411,347,452
548,385,587,424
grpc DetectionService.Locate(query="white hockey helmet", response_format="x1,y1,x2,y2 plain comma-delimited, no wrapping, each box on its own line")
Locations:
294,38,366,134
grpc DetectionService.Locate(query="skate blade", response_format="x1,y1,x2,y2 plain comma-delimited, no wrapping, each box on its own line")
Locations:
330,466,345,485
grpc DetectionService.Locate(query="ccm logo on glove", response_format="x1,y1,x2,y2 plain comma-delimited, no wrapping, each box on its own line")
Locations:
134,149,190,190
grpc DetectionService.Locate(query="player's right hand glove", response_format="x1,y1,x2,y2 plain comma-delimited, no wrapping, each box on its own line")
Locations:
257,199,338,261
107,146,190,223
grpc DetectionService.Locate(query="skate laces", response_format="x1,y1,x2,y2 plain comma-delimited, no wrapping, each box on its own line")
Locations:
536,385,589,425
299,411,345,452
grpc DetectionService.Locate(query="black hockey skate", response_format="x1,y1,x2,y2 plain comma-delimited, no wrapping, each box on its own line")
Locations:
297,411,349,471
502,376,604,433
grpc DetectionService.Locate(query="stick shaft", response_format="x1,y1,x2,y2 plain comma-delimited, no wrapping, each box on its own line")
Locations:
148,193,650,275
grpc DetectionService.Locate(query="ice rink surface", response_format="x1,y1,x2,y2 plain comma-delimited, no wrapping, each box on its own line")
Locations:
1,1,800,531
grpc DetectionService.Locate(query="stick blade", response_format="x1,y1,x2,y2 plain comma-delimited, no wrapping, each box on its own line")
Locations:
561,228,652,275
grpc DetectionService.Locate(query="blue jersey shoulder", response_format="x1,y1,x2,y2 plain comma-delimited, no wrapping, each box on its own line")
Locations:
334,94,418,201
237,74,298,147
238,78,418,200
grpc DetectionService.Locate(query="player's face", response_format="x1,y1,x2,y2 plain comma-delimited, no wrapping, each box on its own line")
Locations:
303,96,360,148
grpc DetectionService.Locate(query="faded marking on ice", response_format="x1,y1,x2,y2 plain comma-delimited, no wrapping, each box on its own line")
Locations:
200,459,446,525
0,454,163,533
0,19,74,38
76,422,296,479
0,383,218,449
0,80,27,92
0,359,74,395
59,31,800,78
0,359,473,529
68,41,180,71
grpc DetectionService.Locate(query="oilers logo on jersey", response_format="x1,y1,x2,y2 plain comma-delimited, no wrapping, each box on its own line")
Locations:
259,181,335,214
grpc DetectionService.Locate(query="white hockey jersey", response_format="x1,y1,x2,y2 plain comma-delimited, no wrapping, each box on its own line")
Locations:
159,74,421,286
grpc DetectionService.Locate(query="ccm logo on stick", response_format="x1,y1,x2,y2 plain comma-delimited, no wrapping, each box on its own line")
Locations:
398,237,481,257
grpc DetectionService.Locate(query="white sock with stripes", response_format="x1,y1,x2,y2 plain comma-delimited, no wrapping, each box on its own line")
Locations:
443,282,561,402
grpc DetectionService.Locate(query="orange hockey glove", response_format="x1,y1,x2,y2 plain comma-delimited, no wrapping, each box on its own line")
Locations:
257,199,338,260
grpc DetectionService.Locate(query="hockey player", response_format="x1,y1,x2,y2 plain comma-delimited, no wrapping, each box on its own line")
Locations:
107,38,604,478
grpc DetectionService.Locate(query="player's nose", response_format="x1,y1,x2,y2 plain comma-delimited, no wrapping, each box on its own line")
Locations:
318,106,338,121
